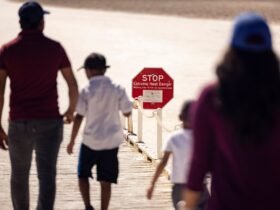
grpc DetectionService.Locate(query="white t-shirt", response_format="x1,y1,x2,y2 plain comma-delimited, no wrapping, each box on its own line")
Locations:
164,129,193,184
76,75,132,150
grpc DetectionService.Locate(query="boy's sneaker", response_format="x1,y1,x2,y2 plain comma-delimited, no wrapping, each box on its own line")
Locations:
86,206,94,210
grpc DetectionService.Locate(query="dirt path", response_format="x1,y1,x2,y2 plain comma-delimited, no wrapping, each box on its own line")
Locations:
11,0,280,22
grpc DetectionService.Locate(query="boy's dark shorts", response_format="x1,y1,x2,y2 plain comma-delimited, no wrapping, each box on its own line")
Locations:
78,144,119,183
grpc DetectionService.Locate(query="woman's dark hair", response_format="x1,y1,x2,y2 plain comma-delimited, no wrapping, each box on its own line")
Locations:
216,48,280,143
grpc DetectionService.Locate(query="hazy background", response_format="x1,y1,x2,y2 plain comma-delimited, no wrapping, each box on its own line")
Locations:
11,0,280,22
3,0,280,152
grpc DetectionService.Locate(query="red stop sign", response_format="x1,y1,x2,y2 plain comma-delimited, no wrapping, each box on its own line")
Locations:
132,68,174,109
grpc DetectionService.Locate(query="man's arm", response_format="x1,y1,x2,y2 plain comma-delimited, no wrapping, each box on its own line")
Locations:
0,70,8,150
60,67,79,124
146,151,171,199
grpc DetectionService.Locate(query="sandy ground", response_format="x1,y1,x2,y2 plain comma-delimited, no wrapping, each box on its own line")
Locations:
11,0,280,22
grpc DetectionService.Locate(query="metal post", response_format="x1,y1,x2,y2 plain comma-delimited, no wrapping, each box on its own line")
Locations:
137,96,143,142
156,108,163,159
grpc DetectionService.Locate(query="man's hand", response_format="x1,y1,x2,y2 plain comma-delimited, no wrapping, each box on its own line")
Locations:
0,127,8,150
60,67,78,124
63,109,74,124
67,142,74,155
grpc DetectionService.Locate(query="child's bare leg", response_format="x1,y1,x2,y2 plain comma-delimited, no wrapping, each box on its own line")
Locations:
79,178,92,208
100,181,111,210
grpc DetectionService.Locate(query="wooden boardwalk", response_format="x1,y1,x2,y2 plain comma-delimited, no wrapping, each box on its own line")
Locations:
0,126,172,210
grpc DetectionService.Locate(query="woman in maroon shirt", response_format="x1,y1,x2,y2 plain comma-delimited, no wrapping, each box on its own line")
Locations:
183,12,280,210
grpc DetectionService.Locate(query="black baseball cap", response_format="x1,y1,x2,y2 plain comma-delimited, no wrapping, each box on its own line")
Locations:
78,53,110,71
19,1,50,24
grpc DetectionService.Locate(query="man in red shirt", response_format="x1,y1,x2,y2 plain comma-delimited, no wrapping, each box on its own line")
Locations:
0,1,78,210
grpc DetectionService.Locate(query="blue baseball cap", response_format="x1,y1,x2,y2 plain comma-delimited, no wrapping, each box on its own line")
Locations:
19,1,50,24
230,12,272,52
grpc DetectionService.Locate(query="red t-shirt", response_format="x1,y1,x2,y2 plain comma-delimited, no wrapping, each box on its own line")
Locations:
187,84,280,210
0,30,71,120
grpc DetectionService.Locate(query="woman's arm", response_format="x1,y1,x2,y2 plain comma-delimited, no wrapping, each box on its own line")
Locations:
182,188,201,209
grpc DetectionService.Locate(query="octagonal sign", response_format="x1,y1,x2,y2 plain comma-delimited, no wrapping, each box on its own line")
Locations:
132,68,174,109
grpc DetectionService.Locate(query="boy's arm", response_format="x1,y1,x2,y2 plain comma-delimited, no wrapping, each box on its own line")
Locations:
146,151,171,200
119,88,132,117
67,114,84,154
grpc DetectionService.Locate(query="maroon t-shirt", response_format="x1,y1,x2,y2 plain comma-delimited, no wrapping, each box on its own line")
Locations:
0,30,71,120
187,84,280,210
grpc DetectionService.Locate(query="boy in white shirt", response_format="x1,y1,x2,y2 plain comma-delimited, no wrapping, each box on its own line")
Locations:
146,100,208,209
67,52,132,210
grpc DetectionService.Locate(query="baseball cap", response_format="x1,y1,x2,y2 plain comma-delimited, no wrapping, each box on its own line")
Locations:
19,1,50,24
230,12,272,52
78,53,110,71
